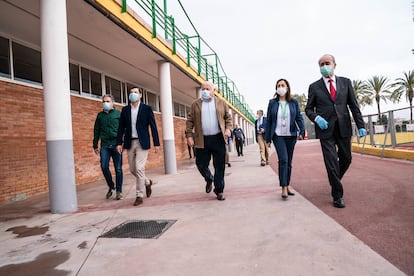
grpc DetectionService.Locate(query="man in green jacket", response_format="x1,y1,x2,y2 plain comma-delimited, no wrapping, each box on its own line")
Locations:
93,94,123,200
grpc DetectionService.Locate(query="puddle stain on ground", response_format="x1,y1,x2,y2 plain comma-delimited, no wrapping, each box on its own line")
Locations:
77,241,87,249
6,225,49,238
0,250,71,275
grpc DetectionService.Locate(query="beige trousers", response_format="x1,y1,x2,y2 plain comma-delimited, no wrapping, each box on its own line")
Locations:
257,134,269,164
127,140,150,198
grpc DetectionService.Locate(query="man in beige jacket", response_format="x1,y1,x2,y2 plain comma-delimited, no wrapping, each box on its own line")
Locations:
186,81,232,200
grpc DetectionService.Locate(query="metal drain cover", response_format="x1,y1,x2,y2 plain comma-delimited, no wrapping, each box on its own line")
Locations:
100,220,176,239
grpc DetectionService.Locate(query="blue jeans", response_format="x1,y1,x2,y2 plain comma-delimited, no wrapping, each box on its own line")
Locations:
100,145,123,192
272,136,297,187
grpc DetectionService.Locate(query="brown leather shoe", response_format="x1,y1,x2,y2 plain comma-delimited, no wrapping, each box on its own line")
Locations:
146,179,153,198
106,189,114,199
133,197,143,206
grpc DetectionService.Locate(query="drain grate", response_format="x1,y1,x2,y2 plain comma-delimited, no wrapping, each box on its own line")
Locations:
100,220,176,239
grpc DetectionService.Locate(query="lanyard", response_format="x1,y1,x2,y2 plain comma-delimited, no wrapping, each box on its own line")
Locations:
279,101,287,118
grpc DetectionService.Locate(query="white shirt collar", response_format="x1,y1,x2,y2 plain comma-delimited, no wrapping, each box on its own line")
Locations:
323,75,336,83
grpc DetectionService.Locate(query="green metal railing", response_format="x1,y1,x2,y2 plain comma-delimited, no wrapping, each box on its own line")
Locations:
121,0,254,122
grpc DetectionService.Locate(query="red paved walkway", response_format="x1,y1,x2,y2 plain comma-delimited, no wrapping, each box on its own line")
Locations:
269,140,414,275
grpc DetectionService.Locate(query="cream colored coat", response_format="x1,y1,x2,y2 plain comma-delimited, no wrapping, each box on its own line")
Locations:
186,97,232,149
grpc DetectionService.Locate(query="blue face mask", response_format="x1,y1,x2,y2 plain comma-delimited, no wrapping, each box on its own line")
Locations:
201,89,211,101
129,92,139,102
103,102,112,111
320,65,333,77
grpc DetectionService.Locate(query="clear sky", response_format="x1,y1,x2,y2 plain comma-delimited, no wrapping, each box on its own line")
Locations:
164,0,414,117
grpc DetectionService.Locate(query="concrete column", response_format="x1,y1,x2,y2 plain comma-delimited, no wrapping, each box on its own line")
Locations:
158,61,177,174
41,0,77,213
234,113,238,127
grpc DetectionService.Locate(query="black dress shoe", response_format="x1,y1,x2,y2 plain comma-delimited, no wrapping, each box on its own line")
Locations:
333,198,345,208
217,193,226,201
205,180,213,193
145,179,153,198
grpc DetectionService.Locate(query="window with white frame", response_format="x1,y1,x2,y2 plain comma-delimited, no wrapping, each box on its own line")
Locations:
105,76,122,103
0,36,10,78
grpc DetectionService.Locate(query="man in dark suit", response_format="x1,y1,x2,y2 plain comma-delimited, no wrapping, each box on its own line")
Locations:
305,54,367,208
232,123,245,156
117,88,160,206
255,110,269,166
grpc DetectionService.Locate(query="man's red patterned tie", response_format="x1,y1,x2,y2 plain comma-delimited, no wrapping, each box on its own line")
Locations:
329,78,336,101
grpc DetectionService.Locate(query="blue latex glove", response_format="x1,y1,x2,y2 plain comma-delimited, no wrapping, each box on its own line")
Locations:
358,128,367,137
315,116,328,130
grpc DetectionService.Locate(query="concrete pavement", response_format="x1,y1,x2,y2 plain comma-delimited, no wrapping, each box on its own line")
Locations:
0,141,404,275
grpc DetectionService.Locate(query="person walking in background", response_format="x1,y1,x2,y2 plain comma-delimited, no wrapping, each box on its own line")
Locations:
255,110,269,166
186,81,232,201
117,88,160,206
232,124,245,156
265,79,305,200
93,94,123,200
305,54,366,208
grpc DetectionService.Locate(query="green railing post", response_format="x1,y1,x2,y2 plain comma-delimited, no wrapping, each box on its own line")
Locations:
151,0,156,38
121,0,127,12
197,36,201,76
163,0,168,39
169,16,176,54
184,34,190,66
202,57,208,80
215,54,219,84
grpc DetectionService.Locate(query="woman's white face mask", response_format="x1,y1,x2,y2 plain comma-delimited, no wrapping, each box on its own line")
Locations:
276,87,287,96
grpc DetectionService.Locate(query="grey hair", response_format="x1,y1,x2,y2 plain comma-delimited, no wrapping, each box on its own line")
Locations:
318,54,336,65
201,81,216,91
102,94,114,102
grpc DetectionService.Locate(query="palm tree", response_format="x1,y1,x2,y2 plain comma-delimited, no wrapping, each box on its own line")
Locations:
352,79,372,109
392,70,414,123
364,76,393,124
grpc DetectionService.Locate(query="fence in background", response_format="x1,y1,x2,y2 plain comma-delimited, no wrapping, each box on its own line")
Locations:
352,106,414,156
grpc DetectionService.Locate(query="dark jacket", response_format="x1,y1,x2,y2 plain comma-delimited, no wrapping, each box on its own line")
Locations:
254,116,267,142
232,128,245,140
264,98,305,142
116,103,160,150
305,76,364,139
93,108,121,149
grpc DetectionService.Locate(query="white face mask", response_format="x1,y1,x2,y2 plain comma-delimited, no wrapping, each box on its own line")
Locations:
276,87,287,96
103,102,112,111
201,89,211,101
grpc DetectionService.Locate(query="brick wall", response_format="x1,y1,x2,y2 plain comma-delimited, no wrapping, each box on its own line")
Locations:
0,80,189,204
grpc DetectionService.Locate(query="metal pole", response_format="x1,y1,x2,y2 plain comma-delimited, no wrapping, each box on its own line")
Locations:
389,111,397,147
